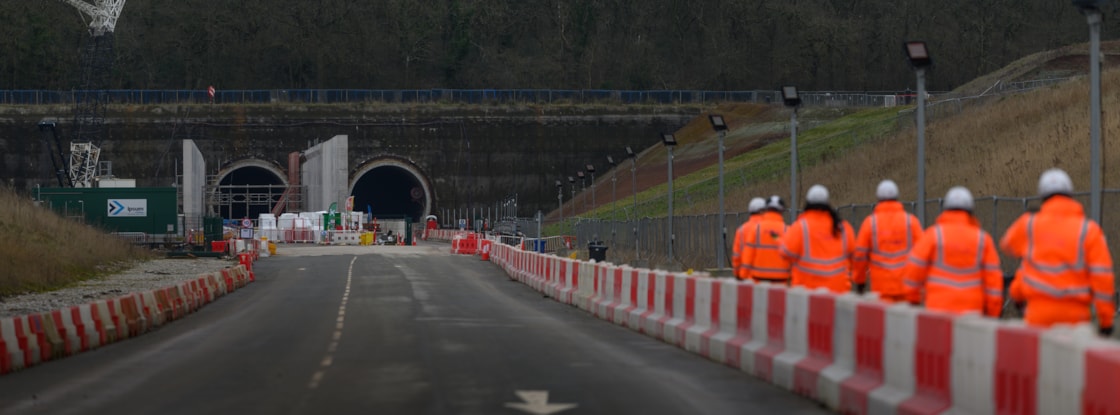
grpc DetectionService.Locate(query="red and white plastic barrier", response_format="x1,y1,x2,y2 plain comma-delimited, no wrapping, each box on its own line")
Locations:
0,264,254,376
478,239,1120,414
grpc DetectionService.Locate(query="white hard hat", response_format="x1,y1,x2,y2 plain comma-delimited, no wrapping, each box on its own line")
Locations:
876,180,899,200
748,197,766,214
806,185,830,204
1038,168,1073,198
766,195,785,211
944,186,974,211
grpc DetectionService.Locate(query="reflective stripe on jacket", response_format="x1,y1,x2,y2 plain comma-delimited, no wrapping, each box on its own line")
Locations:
732,214,761,279
1000,196,1115,329
781,209,855,293
903,211,1003,316
853,201,922,297
742,211,790,281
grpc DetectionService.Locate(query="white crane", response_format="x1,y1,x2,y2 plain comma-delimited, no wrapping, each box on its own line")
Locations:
55,0,127,187
58,0,126,35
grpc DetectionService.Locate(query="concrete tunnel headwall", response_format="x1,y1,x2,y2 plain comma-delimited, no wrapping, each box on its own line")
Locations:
212,158,288,220
350,156,433,223
1,106,692,219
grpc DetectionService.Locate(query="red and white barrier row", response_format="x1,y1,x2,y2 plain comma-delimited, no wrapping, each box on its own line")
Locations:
0,265,254,375
484,240,1120,414
428,229,469,242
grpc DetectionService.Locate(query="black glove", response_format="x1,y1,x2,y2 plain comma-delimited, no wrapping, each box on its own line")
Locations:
1102,326,1114,337
855,283,867,295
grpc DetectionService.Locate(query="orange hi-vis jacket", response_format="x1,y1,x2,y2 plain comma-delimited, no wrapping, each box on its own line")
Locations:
781,209,856,293
853,201,923,301
903,211,1003,316
732,213,762,279
741,211,791,282
999,196,1115,330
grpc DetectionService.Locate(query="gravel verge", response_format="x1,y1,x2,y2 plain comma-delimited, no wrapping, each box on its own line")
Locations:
0,257,237,319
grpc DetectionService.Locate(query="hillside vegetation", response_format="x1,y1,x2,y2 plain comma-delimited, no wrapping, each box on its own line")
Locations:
0,187,151,297
572,41,1120,226
717,67,1120,211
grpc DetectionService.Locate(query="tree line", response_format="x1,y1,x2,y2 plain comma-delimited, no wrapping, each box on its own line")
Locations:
0,0,1114,92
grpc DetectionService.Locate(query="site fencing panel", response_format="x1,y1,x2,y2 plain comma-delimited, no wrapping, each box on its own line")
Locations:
1,88,959,107
570,190,1120,287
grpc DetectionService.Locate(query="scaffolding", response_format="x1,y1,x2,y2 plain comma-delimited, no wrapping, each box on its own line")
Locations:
68,142,101,188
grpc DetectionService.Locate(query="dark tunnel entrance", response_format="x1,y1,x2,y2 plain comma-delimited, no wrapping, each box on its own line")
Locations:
214,164,286,220
351,161,431,223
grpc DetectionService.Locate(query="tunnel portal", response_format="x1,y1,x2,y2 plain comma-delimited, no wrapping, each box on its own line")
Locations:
212,161,287,220
350,158,432,223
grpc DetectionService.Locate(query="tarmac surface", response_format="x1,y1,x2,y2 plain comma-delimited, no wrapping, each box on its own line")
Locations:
0,242,828,415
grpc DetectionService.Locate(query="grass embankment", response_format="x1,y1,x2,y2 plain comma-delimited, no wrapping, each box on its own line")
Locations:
569,105,901,222
564,64,1120,231
742,68,1120,207
0,187,152,297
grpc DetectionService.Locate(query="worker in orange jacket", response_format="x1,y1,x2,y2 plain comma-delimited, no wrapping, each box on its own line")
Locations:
732,198,767,279
1000,169,1115,337
781,185,855,293
853,180,923,302
742,196,791,283
903,187,1003,316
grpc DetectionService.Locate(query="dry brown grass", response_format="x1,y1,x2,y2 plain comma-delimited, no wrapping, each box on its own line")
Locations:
0,187,152,297
719,67,1120,208
952,40,1120,96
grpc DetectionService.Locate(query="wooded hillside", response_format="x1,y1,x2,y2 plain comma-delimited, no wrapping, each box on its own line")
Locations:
1,1,1113,91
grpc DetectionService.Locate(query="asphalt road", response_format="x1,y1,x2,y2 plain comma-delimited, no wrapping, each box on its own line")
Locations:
0,243,829,415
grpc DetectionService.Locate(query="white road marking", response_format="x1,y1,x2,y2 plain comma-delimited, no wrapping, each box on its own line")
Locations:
504,390,578,415
307,256,356,390
308,371,324,389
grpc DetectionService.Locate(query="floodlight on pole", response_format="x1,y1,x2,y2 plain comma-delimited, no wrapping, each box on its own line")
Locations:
1074,0,1106,223
782,85,801,221
608,155,618,244
556,179,564,225
586,164,597,210
577,171,586,212
709,114,729,269
905,41,932,226
627,146,639,260
662,133,677,262
607,155,617,208
568,176,576,217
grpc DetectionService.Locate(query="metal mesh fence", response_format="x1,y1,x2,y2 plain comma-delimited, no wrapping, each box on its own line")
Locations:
1,79,1068,106
571,191,1120,282
0,88,836,106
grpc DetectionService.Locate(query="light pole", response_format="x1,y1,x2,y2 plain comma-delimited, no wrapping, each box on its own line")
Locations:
627,146,639,260
1075,0,1106,223
905,41,933,226
578,171,587,212
557,180,564,225
782,86,802,222
586,164,597,210
662,133,678,263
709,114,729,269
609,156,618,243
568,176,576,217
